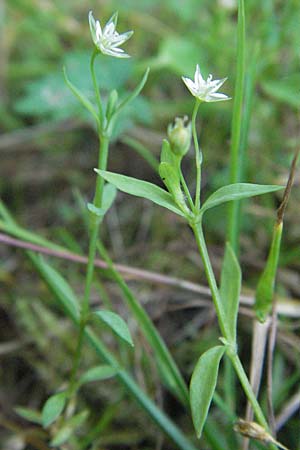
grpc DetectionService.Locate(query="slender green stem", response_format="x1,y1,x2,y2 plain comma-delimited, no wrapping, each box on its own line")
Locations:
68,134,110,398
180,169,194,211
191,221,270,433
191,100,202,211
82,134,109,319
226,0,246,253
90,49,104,125
228,352,268,429
191,222,228,338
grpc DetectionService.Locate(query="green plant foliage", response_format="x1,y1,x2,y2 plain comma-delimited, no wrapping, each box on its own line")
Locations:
15,407,42,425
33,254,80,320
190,346,225,439
255,222,282,322
50,410,89,447
93,310,134,347
96,170,186,217
220,243,241,343
42,391,67,428
200,183,283,214
78,365,117,386
87,183,117,219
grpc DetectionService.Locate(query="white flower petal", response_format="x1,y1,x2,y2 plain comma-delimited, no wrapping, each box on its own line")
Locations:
206,92,230,102
208,77,227,93
182,64,230,103
89,11,133,58
88,11,97,45
195,64,205,86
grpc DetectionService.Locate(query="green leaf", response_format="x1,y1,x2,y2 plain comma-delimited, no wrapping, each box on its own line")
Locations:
96,170,186,217
33,255,80,320
220,243,241,343
200,183,283,214
87,183,117,219
190,346,225,439
79,365,117,386
159,162,189,214
93,310,134,347
63,67,99,124
160,139,176,166
15,406,42,425
42,391,66,428
50,410,89,447
115,67,150,114
255,221,283,322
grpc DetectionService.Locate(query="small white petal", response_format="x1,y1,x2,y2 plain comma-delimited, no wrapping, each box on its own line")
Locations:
88,11,133,58
206,92,230,102
195,64,205,86
182,64,230,103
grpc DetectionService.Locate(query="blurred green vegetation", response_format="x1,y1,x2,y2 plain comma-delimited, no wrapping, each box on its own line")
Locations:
1,0,300,449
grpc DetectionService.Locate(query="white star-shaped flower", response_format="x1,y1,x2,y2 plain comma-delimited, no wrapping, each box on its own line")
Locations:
88,11,133,58
182,64,230,102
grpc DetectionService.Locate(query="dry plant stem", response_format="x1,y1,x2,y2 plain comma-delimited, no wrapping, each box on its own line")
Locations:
267,304,278,435
243,318,271,450
2,231,300,318
191,222,269,430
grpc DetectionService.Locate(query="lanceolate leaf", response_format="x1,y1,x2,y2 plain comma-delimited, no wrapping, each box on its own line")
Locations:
42,391,67,428
190,346,225,438
200,183,283,214
79,365,117,386
96,170,185,217
93,310,134,347
33,255,80,320
220,243,241,343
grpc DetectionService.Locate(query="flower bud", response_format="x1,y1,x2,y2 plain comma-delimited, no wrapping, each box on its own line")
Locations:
167,116,191,157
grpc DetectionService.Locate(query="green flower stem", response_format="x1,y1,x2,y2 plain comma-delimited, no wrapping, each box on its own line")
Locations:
228,352,269,429
191,100,202,211
191,222,270,431
226,0,246,253
90,49,104,125
180,169,194,211
191,222,228,338
68,133,110,398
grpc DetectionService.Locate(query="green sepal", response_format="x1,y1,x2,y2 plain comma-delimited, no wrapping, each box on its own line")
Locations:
159,162,189,214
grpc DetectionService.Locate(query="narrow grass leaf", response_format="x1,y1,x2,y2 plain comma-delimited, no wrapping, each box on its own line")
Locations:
190,345,225,438
201,183,283,214
97,242,189,406
96,170,185,217
32,254,80,320
79,365,117,386
255,222,283,322
42,391,66,428
220,242,241,343
93,310,134,347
